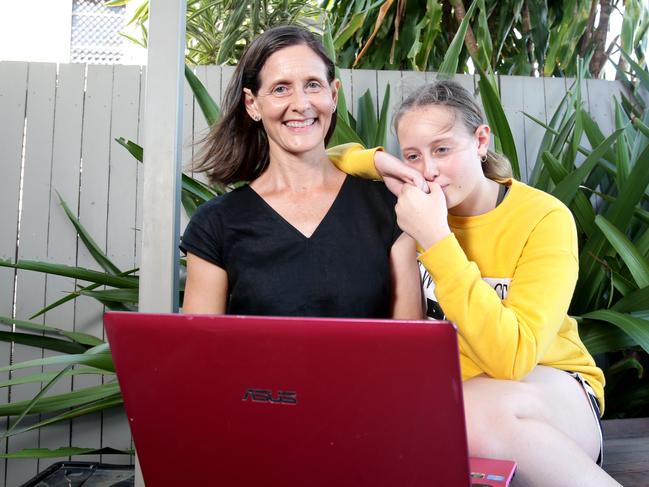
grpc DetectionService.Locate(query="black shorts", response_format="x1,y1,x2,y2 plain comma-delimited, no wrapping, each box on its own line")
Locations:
567,372,603,466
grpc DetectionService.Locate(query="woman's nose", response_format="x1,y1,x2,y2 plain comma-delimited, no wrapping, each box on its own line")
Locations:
291,90,311,111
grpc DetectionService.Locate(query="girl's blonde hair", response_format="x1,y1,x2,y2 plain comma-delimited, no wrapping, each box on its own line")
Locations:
393,81,513,181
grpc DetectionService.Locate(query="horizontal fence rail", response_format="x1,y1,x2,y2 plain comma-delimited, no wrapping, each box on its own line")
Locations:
0,61,621,485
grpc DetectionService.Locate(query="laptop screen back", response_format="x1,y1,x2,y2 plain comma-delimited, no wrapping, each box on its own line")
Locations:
104,312,471,486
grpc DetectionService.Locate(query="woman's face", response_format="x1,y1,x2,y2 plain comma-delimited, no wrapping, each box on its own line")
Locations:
244,44,339,159
396,105,490,216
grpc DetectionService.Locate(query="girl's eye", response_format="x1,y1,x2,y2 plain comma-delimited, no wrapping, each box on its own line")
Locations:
436,147,449,155
404,153,420,162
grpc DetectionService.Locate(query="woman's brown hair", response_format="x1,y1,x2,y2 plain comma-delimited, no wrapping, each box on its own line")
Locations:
193,25,337,186
393,81,513,181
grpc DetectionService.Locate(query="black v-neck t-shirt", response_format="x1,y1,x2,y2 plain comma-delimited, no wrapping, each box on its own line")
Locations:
180,175,401,318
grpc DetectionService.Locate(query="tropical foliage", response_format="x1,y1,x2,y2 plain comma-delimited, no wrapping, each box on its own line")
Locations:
524,60,649,417
325,0,649,78
111,0,649,79
107,0,323,65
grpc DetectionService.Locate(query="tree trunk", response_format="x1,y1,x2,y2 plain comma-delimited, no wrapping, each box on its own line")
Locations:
579,0,599,58
521,2,536,76
449,0,479,60
589,0,612,78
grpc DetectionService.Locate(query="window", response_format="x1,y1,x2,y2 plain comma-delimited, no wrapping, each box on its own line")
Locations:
71,0,126,64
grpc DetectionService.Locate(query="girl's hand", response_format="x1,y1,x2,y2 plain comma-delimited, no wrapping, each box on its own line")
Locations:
375,151,429,196
396,183,451,250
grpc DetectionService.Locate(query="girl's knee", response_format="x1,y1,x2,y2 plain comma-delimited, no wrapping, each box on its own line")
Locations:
463,379,542,458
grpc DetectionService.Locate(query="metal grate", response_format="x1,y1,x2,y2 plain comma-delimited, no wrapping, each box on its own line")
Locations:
71,0,126,64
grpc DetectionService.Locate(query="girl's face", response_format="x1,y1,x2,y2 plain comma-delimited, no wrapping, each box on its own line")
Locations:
396,105,491,216
244,44,339,159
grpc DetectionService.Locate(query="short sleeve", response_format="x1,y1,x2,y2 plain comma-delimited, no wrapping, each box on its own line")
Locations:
327,143,383,180
179,199,224,268
369,180,401,246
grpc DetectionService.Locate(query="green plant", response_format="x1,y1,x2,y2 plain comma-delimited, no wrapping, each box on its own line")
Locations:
108,0,323,65
324,0,649,78
521,58,649,417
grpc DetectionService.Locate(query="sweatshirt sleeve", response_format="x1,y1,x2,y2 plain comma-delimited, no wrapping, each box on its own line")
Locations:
326,143,383,180
418,208,579,380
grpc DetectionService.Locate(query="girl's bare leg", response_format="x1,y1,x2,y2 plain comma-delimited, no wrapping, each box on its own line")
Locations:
463,366,620,487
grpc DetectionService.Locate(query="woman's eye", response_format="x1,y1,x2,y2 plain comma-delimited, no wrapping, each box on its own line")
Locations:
273,85,289,95
404,154,419,162
306,80,322,91
436,147,449,155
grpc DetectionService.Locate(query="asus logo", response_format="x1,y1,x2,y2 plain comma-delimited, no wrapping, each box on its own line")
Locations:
243,388,297,405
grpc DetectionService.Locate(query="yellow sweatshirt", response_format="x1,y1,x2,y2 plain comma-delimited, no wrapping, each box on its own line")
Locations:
332,145,605,412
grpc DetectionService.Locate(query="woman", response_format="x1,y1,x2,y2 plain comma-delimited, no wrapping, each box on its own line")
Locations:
180,26,421,319
336,81,618,486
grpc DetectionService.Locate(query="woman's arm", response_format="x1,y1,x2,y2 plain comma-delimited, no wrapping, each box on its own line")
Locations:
182,253,228,314
389,233,424,319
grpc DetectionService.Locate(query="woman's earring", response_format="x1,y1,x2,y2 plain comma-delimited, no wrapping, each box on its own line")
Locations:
480,155,487,163
331,104,337,114
252,114,260,122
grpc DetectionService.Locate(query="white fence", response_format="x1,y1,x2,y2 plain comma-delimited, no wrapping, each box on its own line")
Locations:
0,61,621,485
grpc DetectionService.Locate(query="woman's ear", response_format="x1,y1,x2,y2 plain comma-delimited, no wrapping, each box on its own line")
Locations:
475,124,491,158
243,88,260,121
331,79,341,109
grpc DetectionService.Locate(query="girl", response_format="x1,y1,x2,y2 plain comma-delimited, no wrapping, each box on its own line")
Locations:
337,81,618,487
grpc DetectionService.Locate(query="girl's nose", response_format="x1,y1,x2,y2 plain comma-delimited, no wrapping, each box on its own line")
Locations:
423,157,439,181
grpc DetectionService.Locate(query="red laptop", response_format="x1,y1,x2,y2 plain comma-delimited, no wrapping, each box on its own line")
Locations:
104,312,516,486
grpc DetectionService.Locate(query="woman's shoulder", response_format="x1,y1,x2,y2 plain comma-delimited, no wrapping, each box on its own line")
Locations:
345,175,396,203
192,184,252,219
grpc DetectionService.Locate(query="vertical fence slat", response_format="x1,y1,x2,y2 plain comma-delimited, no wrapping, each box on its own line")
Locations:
71,64,115,463
400,71,427,100
562,76,589,164
351,69,379,119
183,68,195,172
499,75,528,181
7,62,57,487
132,66,146,464
135,68,146,270
539,77,570,175
0,60,29,486
192,66,210,153
338,69,353,117
37,62,85,474
102,64,141,466
220,65,235,104
586,79,616,137
520,77,549,178
377,70,403,155
193,64,221,187
453,73,477,97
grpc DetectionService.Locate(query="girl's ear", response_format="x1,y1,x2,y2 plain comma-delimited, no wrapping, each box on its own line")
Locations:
243,88,260,121
475,124,491,157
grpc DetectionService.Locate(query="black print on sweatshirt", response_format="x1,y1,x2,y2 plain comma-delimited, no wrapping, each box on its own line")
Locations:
419,262,512,320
